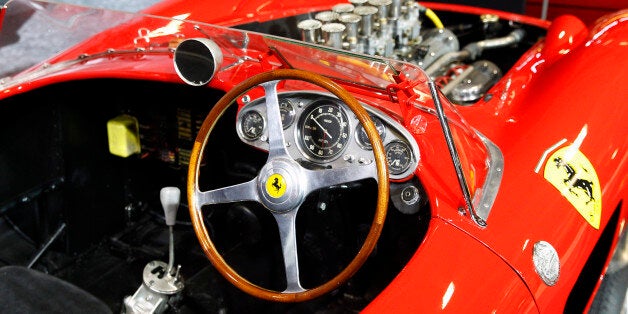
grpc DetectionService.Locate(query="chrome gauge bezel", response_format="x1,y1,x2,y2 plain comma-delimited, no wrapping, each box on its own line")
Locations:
296,99,351,162
237,109,266,141
365,109,419,180
385,140,414,176
355,114,386,150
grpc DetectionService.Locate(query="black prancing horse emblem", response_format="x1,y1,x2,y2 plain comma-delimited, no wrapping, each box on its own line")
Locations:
272,177,282,191
553,157,595,205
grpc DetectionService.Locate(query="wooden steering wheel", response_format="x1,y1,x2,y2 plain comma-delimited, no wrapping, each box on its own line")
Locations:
187,69,389,302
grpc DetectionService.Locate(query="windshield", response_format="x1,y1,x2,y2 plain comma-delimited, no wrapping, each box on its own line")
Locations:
0,0,140,77
1,0,427,90
263,36,427,90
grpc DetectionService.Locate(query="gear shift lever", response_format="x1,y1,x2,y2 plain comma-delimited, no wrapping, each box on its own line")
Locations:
160,187,179,276
123,187,185,314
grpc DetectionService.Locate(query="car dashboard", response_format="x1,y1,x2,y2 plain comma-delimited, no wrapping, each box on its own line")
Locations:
236,91,419,180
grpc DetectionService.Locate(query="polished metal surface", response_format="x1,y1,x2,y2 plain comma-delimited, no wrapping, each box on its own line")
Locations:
448,60,502,103
297,19,323,44
124,260,184,314
429,80,486,226
533,241,560,286
472,132,504,222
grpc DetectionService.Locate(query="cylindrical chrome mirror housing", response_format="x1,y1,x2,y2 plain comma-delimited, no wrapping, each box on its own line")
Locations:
173,38,223,86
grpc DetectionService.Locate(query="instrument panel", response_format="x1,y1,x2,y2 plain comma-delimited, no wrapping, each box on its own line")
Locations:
236,92,419,180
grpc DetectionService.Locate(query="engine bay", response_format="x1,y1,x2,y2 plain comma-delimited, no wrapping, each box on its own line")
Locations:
236,1,545,104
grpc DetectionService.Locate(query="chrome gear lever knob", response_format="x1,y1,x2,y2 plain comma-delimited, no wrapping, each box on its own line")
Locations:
160,186,180,227
160,187,180,275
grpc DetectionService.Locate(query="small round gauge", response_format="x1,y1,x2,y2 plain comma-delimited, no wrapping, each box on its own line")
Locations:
299,102,350,161
279,99,296,129
355,115,386,149
385,140,413,175
239,110,265,140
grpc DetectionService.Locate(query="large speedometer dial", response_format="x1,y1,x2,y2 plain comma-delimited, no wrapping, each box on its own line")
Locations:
299,102,350,161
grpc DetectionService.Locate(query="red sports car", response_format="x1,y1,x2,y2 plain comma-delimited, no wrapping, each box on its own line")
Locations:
0,0,626,313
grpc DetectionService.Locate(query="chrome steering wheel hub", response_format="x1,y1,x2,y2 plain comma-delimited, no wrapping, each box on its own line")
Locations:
258,157,304,213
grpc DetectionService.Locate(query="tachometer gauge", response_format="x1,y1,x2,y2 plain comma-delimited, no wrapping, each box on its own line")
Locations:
299,102,350,161
385,140,413,175
279,99,296,129
356,115,386,149
239,110,265,141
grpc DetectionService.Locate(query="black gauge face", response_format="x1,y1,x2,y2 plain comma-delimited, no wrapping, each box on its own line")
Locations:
239,110,265,140
279,99,296,129
356,115,386,149
385,140,413,175
299,102,350,160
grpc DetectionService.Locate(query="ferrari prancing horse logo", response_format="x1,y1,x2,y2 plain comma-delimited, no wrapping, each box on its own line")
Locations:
543,146,602,229
266,173,286,198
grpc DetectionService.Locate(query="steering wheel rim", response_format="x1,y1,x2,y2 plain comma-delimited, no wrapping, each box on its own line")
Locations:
187,69,389,302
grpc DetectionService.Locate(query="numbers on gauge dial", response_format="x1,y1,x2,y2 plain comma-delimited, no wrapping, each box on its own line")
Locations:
385,140,413,175
239,110,265,140
300,103,349,160
356,115,386,149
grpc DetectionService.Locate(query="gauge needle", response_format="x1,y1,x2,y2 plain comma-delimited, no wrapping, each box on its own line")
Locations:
311,116,332,139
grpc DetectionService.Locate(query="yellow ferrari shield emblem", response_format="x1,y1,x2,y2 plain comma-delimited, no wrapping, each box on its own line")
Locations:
266,174,286,198
543,146,602,229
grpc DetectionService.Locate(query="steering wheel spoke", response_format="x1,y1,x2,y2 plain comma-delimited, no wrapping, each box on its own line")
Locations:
261,81,290,159
193,179,260,207
304,162,378,194
273,211,306,293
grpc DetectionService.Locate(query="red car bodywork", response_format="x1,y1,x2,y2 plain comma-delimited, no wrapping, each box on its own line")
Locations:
526,0,627,25
0,0,626,312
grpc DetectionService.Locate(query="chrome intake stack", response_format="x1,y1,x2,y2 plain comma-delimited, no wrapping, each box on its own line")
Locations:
297,0,423,58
